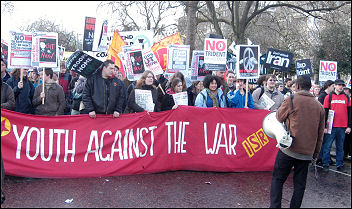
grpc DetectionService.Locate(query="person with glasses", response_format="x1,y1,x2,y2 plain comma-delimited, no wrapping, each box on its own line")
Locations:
252,74,284,111
125,70,160,113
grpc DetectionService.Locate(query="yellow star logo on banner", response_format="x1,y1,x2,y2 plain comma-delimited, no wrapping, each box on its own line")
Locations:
1,116,11,137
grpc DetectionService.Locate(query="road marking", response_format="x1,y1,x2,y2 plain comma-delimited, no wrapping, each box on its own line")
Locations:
315,165,351,177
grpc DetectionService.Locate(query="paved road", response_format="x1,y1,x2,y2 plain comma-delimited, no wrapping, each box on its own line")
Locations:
1,159,350,208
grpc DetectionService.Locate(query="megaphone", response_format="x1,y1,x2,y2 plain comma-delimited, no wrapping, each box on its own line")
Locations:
262,112,293,149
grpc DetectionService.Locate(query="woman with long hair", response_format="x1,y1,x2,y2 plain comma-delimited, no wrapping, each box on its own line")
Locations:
125,70,160,113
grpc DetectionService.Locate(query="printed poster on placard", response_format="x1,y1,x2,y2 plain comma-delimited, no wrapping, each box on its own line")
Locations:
167,44,190,74
172,92,188,106
319,60,337,82
31,32,58,68
8,31,33,68
190,51,211,81
121,44,144,81
204,38,227,65
142,48,163,76
120,30,154,49
135,89,154,112
83,17,96,51
258,93,275,110
236,45,260,79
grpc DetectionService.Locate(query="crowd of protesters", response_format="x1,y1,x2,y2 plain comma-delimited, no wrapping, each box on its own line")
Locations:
1,56,351,206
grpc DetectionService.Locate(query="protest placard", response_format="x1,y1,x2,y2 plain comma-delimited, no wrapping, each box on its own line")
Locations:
1,39,8,61
143,48,163,76
83,17,96,51
58,46,65,62
121,44,144,81
319,60,337,81
326,110,335,134
167,44,190,74
190,51,211,81
204,38,227,65
31,32,58,68
65,50,103,77
172,91,188,106
258,93,275,110
135,89,154,112
120,30,154,49
296,59,312,77
8,31,33,68
263,48,293,72
96,20,109,52
236,45,260,79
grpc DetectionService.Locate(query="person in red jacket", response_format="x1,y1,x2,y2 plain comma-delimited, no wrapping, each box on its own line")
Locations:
322,79,351,172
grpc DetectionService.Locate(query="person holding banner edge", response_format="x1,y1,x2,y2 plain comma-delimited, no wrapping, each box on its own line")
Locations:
32,68,66,116
6,68,35,114
195,74,227,108
125,70,160,113
82,60,124,119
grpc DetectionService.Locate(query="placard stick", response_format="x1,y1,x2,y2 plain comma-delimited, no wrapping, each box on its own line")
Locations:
42,68,45,104
158,84,165,95
245,79,249,108
20,68,23,83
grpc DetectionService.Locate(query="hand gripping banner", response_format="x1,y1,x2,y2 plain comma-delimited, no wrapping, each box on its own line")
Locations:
1,106,278,178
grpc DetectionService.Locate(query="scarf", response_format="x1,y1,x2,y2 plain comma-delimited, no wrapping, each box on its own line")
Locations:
206,88,219,107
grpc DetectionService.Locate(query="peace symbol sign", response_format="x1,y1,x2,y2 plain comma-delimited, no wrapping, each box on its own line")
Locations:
243,47,256,72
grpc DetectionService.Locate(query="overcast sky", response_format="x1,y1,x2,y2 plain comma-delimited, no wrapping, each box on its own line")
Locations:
1,1,108,42
1,1,184,43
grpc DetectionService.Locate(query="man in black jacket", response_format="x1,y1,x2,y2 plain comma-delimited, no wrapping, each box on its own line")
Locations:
82,60,124,119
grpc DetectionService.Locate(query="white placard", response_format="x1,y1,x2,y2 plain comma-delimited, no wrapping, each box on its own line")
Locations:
8,31,33,68
172,92,188,106
166,44,190,74
204,38,227,65
143,48,163,76
258,93,275,110
135,89,154,112
326,110,335,134
319,61,337,82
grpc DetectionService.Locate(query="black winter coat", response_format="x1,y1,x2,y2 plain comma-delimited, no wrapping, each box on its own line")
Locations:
125,85,160,113
6,77,35,114
82,70,124,114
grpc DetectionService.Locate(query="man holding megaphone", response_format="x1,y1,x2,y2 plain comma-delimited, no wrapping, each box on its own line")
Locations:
269,75,325,208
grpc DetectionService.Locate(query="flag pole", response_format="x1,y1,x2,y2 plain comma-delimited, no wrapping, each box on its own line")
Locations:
245,79,249,108
42,68,45,104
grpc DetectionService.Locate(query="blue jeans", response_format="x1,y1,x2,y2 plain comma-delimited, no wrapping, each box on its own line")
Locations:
322,127,346,167
318,134,330,160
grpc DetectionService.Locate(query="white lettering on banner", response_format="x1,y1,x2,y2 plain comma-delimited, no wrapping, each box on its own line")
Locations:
13,125,76,162
203,123,237,155
297,69,311,76
84,126,157,162
266,51,290,68
165,121,189,154
331,100,346,104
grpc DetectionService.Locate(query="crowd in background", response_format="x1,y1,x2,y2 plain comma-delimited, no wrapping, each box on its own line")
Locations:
1,57,351,166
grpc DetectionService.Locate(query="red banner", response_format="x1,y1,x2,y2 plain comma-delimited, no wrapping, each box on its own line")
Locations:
1,107,278,178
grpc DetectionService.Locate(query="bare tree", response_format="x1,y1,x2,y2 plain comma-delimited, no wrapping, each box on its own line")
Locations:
1,1,14,14
196,1,351,44
20,18,79,51
98,1,183,37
